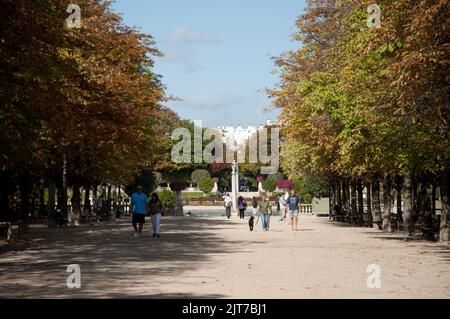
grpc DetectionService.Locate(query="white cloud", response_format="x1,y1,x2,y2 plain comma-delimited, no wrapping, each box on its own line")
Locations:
162,48,204,73
159,26,219,73
167,92,279,127
166,26,219,45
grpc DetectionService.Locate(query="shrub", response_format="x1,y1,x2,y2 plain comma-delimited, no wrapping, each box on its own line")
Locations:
157,190,176,206
219,177,229,189
268,172,284,182
262,178,277,192
198,176,214,194
277,179,295,190
191,169,211,184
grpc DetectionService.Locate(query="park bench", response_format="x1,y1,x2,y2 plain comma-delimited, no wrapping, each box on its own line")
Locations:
418,215,440,241
0,219,23,241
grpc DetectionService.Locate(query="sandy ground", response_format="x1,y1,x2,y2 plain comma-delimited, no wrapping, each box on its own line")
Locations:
0,214,449,298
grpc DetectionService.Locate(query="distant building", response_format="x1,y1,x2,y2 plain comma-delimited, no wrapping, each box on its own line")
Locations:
217,120,279,148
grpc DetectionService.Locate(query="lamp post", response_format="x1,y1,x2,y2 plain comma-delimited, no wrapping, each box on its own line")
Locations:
231,160,239,211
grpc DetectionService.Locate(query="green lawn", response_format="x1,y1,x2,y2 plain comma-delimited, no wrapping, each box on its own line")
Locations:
182,192,204,199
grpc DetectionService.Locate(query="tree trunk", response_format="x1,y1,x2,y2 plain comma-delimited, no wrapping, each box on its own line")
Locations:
336,179,342,208
38,178,45,218
19,173,31,232
48,180,56,228
350,182,357,224
343,180,350,222
62,155,68,221
439,171,450,243
371,176,382,229
395,175,403,230
382,173,392,232
357,180,364,226
107,184,112,216
403,171,414,238
365,182,373,227
431,183,436,215
413,178,420,225
84,183,91,213
330,182,335,219
174,190,184,216
72,183,82,226
418,179,433,241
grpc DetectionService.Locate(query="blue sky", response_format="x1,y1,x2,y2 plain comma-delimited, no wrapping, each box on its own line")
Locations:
111,0,306,127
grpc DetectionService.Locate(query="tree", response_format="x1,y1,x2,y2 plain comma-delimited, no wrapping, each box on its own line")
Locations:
191,169,211,185
197,177,214,194
271,0,449,242
262,178,277,193
0,0,166,226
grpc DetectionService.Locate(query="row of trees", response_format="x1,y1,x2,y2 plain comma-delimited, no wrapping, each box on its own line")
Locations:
0,0,173,228
270,0,449,242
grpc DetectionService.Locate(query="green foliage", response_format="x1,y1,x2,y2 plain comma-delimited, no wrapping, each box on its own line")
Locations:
125,170,157,196
268,172,284,182
294,175,329,200
182,192,204,199
157,190,176,207
191,169,211,184
197,176,214,194
218,177,229,190
243,176,257,189
262,178,277,192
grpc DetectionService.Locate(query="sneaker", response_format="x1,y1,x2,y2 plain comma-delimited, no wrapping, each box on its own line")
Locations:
152,233,156,237
156,234,160,237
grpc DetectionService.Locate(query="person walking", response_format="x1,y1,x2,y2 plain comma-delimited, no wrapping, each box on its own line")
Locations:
148,193,164,237
237,196,247,219
286,189,301,231
251,196,259,216
276,196,281,215
130,185,148,238
257,193,272,231
278,192,288,222
223,193,233,219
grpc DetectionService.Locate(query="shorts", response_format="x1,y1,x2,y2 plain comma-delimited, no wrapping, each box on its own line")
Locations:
132,213,146,224
289,210,299,218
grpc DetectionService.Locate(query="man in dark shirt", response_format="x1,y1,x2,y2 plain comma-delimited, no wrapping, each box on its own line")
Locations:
286,189,301,231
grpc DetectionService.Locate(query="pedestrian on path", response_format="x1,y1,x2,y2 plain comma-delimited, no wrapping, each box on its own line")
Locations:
130,185,148,238
278,192,288,222
149,193,164,237
257,193,272,231
237,196,247,219
251,196,259,216
286,189,301,231
223,193,233,219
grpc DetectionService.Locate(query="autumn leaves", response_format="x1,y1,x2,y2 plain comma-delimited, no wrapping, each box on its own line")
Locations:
0,0,167,222
272,0,450,241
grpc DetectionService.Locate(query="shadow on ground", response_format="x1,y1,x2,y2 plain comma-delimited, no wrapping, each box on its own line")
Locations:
0,217,242,298
326,219,450,263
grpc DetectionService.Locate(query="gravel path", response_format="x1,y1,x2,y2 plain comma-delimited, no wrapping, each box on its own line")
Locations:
0,215,449,298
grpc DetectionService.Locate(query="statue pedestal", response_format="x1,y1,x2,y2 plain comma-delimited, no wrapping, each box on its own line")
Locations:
174,191,184,216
